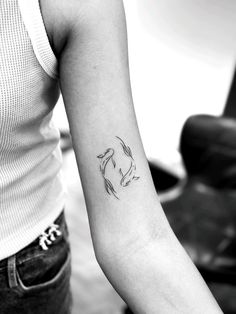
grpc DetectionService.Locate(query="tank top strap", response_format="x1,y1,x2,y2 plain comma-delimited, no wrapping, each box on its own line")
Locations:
18,0,58,79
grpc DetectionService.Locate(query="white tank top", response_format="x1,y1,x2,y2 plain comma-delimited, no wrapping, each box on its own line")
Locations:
0,0,65,260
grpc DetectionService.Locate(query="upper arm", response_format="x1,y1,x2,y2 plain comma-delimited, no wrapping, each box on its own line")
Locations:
55,0,167,253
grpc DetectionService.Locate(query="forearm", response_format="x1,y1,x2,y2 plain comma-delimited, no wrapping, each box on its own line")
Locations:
96,227,223,314
56,1,222,312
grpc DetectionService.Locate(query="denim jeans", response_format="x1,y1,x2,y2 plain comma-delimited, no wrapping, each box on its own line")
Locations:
0,211,72,314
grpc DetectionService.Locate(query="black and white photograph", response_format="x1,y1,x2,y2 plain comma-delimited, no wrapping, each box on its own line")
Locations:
0,0,236,313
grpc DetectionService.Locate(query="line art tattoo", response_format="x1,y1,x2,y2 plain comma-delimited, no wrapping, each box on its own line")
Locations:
97,148,119,199
116,137,140,187
97,137,140,199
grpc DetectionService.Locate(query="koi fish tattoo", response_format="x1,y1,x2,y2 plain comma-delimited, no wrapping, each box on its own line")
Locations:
97,137,140,199
97,148,119,199
116,137,140,187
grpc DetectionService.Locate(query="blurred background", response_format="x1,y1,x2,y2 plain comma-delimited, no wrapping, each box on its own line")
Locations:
54,1,236,313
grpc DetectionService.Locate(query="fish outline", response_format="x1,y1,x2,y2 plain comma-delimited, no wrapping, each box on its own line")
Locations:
116,137,140,187
119,161,140,187
97,148,119,199
97,148,116,175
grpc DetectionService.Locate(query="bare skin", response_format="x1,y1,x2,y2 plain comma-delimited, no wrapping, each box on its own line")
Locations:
39,1,223,313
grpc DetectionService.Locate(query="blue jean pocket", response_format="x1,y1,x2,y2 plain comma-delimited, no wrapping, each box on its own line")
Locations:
15,215,71,293
16,251,71,293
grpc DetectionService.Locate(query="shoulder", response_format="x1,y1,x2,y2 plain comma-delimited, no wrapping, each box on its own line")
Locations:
39,0,125,57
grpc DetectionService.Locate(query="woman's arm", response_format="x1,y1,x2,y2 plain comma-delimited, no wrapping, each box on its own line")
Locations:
44,0,223,312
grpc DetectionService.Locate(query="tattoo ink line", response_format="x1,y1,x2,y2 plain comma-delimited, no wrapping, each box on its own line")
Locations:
97,148,119,199
116,137,140,187
97,137,140,199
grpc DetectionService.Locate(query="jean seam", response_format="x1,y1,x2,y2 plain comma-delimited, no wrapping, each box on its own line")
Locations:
7,254,18,288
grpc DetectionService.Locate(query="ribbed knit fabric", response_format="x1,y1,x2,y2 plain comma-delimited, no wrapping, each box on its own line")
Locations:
0,0,65,260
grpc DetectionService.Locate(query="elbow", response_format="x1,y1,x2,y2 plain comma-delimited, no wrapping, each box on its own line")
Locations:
92,220,173,273
92,235,124,272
